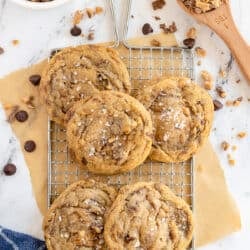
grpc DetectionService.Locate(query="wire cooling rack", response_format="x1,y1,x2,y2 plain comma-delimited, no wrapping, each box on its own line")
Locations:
48,46,194,202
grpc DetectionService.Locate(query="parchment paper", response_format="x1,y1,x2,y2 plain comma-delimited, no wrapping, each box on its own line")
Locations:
0,33,241,246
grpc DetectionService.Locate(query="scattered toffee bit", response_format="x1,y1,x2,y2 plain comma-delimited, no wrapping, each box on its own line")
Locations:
216,86,226,98
150,39,161,47
195,47,206,57
232,145,237,151
213,100,223,111
3,163,16,176
0,47,4,55
24,140,36,152
221,141,229,151
152,0,166,10
95,6,104,14
237,132,247,139
70,25,82,36
154,16,161,20
142,23,153,35
201,70,213,90
12,39,19,46
186,27,197,39
86,8,95,18
219,68,227,78
7,105,19,123
181,0,223,13
15,110,28,122
29,74,41,86
73,10,84,25
87,32,95,40
160,22,177,34
226,97,243,107
227,154,235,166
183,38,195,49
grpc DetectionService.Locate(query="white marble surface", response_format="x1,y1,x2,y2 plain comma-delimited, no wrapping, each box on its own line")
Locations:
0,0,250,249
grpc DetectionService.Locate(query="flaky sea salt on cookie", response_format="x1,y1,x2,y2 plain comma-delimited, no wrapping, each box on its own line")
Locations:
66,91,153,175
43,179,117,250
40,45,131,126
104,182,194,250
137,77,214,162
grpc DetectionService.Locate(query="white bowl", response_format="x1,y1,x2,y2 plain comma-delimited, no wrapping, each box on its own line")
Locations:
10,0,72,10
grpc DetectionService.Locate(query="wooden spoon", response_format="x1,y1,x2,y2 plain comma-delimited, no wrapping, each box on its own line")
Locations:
177,0,250,83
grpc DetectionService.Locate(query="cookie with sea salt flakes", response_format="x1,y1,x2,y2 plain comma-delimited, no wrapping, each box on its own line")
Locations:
137,77,213,162
104,182,194,250
66,91,153,175
40,45,131,126
43,179,117,250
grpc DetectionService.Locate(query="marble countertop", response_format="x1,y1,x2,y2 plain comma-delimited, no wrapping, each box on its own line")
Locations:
0,0,249,249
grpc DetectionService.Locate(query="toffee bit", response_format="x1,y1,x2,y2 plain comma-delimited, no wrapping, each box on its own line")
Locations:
150,39,161,47
95,6,104,15
86,8,95,18
186,27,197,39
195,47,206,57
73,10,84,25
216,86,226,98
12,39,19,46
87,32,95,40
221,141,229,151
237,132,247,139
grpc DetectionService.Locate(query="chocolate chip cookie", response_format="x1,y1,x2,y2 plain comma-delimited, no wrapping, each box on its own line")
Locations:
40,45,131,126
66,91,153,175
104,182,194,250
43,179,117,250
137,77,214,162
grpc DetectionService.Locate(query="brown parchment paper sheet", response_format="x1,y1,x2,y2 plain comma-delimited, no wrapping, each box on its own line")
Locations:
0,33,241,246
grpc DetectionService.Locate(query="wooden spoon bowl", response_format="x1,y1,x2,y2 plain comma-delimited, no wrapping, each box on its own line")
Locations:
177,0,250,83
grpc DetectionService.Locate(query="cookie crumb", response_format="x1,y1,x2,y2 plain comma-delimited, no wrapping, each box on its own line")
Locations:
221,141,229,151
0,47,4,55
154,16,161,20
228,158,235,166
237,132,247,139
232,145,237,151
87,32,95,40
201,70,213,90
95,6,103,14
73,10,84,25
186,27,197,39
195,47,206,57
216,86,226,98
86,8,95,18
152,0,166,10
12,39,19,46
150,39,161,47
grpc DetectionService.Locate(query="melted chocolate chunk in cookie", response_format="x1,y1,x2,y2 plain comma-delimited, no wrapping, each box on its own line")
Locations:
29,74,41,86
15,110,28,122
24,140,36,152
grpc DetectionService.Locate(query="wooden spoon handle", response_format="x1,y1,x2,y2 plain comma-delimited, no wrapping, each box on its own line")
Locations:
204,5,250,83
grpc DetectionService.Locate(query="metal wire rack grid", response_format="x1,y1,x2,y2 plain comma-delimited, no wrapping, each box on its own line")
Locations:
48,45,194,206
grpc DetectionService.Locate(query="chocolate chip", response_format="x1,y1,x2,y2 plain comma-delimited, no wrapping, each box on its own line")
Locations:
81,157,88,165
213,100,223,111
29,74,41,86
24,140,36,152
124,234,136,243
70,25,82,36
183,38,195,49
142,23,153,35
0,47,4,55
15,110,28,122
3,163,16,176
152,0,166,10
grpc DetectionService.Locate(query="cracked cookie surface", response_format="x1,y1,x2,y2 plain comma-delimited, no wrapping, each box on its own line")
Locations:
66,91,153,175
104,182,194,250
43,179,117,250
40,45,131,126
137,77,213,162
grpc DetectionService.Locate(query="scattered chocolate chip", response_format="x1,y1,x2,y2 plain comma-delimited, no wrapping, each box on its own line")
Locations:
3,163,16,176
152,0,166,10
142,23,153,35
154,16,161,21
0,47,4,55
24,140,36,152
15,110,28,122
29,74,41,86
183,38,195,49
70,25,82,36
213,100,223,111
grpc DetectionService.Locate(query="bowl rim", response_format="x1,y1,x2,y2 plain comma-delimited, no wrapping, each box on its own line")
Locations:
10,0,72,10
